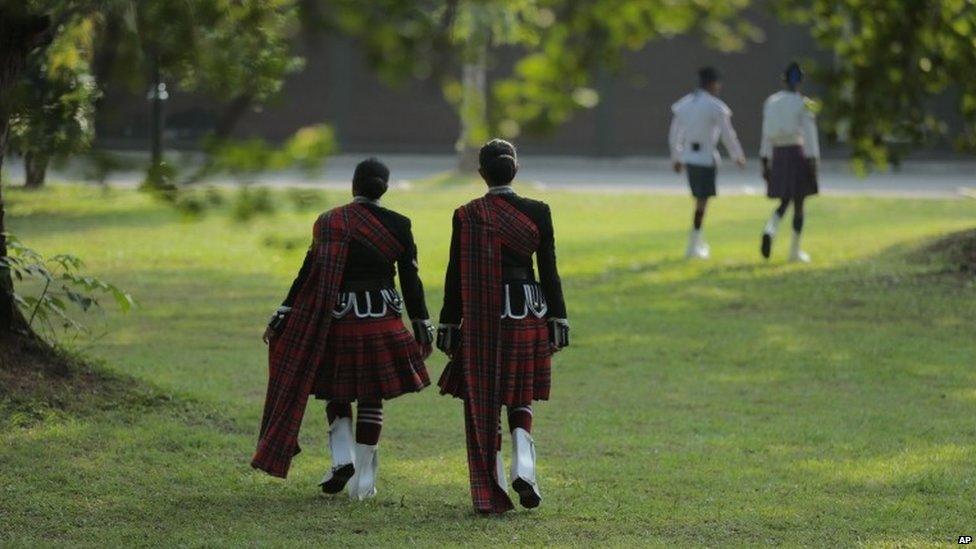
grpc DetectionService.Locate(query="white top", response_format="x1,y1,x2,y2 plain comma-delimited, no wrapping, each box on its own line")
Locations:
759,90,820,159
487,185,515,195
668,90,745,167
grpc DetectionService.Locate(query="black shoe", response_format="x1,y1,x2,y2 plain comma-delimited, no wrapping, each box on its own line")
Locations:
320,463,355,494
761,233,772,259
512,478,541,509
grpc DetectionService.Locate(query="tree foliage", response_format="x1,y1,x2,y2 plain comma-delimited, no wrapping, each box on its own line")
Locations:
203,124,337,180
327,0,758,151
8,0,316,186
492,0,758,137
129,0,303,109
8,15,100,187
0,0,318,336
776,0,976,170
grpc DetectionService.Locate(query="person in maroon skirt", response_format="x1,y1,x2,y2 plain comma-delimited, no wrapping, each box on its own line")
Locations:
437,139,570,514
759,62,820,263
253,158,433,500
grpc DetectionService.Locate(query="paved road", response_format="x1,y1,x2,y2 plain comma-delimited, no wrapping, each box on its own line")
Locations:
5,154,974,198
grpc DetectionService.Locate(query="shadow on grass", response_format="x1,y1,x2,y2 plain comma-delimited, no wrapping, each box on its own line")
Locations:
7,201,176,238
0,334,175,428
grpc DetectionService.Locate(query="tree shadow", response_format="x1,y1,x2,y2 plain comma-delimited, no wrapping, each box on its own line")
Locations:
6,200,176,238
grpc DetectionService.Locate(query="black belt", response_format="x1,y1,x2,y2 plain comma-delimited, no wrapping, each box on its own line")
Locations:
341,278,395,292
502,267,535,281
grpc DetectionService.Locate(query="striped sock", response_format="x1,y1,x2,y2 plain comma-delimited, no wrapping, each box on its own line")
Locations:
507,405,533,433
356,401,384,445
326,401,352,424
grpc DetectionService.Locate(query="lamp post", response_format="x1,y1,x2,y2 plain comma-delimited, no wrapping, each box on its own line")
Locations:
146,54,168,169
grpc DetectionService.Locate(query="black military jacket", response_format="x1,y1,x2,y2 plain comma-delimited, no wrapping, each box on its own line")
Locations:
282,201,429,321
439,189,567,325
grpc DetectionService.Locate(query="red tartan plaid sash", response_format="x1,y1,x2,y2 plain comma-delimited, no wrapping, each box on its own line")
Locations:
251,203,405,478
457,194,540,513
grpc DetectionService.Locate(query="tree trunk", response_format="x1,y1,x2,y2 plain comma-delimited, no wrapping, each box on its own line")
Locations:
23,151,47,188
455,32,488,172
212,93,254,140
0,122,22,333
149,53,165,170
91,15,122,92
0,8,51,335
180,93,255,185
0,105,28,335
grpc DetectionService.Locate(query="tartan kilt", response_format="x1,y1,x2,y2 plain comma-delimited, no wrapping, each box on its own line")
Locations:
768,145,819,199
313,312,430,402
438,315,552,405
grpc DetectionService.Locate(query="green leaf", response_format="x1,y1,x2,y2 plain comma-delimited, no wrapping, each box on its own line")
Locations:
47,296,67,314
112,288,135,313
8,234,136,340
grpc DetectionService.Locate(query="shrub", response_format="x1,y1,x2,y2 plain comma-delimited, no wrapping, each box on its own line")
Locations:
0,235,134,343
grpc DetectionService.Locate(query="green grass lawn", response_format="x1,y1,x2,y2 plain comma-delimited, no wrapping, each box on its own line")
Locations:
2,184,975,546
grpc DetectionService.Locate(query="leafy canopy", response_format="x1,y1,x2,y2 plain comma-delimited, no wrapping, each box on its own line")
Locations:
328,0,759,140
12,0,316,181
777,0,976,170
8,15,99,161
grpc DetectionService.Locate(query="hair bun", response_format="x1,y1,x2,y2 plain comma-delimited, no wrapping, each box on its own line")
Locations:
353,157,391,200
492,154,516,168
486,154,517,184
784,62,804,85
478,139,519,185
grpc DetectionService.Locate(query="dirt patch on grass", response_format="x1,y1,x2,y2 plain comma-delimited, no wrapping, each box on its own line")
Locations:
0,333,174,427
912,229,976,276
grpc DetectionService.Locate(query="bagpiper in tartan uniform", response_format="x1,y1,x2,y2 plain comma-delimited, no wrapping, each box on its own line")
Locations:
437,139,570,514
253,158,434,500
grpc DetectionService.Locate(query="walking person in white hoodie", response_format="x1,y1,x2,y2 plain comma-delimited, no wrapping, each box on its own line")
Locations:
668,66,746,260
759,62,821,262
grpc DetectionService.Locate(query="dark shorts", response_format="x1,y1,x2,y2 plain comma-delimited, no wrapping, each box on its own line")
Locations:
686,165,717,198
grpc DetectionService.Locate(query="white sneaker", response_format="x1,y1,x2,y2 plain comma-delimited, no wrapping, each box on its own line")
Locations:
789,231,811,263
685,229,710,260
790,250,811,263
510,428,541,509
348,443,378,500
696,239,711,260
319,416,355,494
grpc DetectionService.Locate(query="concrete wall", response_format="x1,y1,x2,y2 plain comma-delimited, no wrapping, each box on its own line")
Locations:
98,10,837,157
